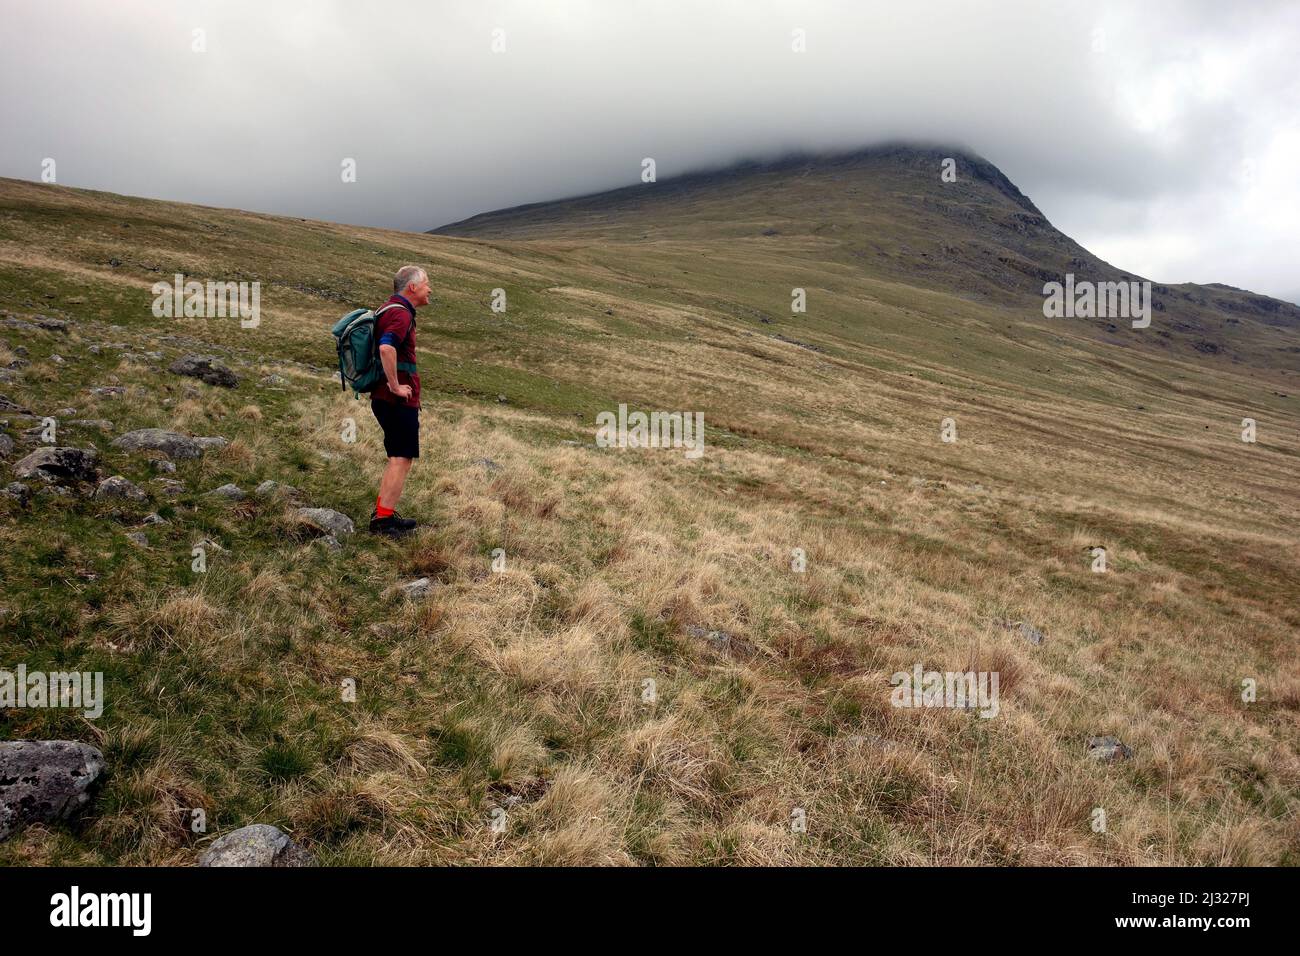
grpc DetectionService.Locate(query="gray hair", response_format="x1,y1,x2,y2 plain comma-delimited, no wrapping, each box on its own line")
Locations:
393,265,427,295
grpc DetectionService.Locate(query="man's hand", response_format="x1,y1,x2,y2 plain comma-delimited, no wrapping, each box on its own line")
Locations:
378,343,412,399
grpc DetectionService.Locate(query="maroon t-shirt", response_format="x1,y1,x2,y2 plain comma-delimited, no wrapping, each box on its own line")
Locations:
370,294,420,408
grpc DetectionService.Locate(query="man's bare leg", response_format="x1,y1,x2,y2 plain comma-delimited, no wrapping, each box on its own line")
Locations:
377,456,413,510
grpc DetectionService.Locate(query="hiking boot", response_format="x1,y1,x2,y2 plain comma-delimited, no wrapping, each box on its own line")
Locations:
369,511,417,536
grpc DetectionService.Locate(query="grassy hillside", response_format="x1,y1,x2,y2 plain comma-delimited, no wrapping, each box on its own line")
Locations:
0,156,1297,865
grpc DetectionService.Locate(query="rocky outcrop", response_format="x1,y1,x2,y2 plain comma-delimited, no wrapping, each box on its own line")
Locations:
0,741,106,841
12,446,100,484
197,824,314,867
112,428,203,460
169,355,239,388
295,507,355,538
95,475,147,502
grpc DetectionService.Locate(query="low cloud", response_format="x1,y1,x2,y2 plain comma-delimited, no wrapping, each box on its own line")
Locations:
1,0,1296,301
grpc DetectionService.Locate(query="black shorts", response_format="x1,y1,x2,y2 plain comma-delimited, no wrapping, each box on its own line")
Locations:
371,399,420,459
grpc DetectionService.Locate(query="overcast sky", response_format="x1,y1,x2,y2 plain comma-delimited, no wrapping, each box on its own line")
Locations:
2,0,1297,303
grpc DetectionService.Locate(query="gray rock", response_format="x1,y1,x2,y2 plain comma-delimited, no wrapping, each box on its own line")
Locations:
87,386,125,398
113,428,203,460
49,354,65,365
125,531,149,548
314,535,342,551
254,479,296,499
37,484,74,498
0,394,31,414
169,355,238,388
142,512,168,525
197,824,314,867
53,407,76,417
150,458,177,474
12,446,100,484
67,419,113,431
206,483,245,501
472,457,502,472
399,578,433,599
1086,736,1133,762
998,619,1045,646
1017,623,1045,645
193,436,229,452
845,733,899,753
687,624,732,653
0,741,106,841
31,316,70,333
96,475,147,502
296,507,354,538
0,432,12,457
1,481,30,503
152,478,186,497
258,373,290,388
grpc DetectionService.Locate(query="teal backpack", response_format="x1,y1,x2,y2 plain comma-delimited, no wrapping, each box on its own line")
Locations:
332,303,415,396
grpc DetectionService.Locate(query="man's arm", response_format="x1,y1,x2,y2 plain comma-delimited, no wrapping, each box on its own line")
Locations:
378,344,412,399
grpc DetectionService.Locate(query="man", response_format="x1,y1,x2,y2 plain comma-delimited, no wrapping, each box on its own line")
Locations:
369,264,430,536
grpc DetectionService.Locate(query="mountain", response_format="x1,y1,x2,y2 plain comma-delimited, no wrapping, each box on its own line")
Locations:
434,144,1300,370
0,155,1296,867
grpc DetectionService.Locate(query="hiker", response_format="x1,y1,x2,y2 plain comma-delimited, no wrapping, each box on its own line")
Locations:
368,265,431,536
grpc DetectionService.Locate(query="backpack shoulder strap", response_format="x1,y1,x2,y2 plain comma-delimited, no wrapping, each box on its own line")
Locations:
373,302,415,350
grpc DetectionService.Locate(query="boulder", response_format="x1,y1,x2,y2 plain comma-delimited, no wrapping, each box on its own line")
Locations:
12,446,100,484
399,578,433,600
169,355,239,388
198,824,314,867
152,478,186,497
295,507,354,538
1,481,30,503
998,619,1045,646
1086,736,1133,762
113,428,203,460
0,741,106,841
687,624,732,653
254,479,296,499
206,483,245,501
95,475,147,502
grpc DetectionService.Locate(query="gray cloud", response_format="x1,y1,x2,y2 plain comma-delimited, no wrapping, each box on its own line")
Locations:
2,0,1296,301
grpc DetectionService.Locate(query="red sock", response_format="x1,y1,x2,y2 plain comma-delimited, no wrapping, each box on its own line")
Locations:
375,497,394,518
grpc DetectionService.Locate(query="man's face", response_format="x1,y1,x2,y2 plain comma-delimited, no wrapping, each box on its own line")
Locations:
405,275,431,307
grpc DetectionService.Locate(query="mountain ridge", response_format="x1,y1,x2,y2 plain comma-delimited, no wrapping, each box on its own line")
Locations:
429,144,1300,368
